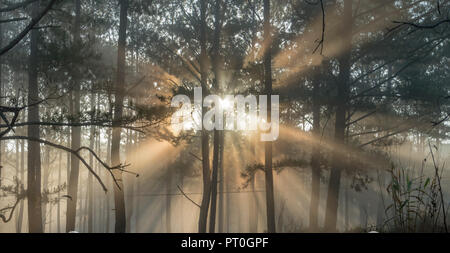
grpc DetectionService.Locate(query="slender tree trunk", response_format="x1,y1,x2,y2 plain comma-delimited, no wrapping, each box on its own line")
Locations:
226,150,231,233
249,176,257,232
15,139,20,231
165,167,172,232
66,0,82,232
208,0,223,233
198,0,211,233
18,96,26,231
17,104,27,231
67,133,71,193
209,129,220,232
57,148,61,233
324,0,352,232
106,127,111,233
133,132,140,233
95,127,101,232
134,177,140,232
345,178,349,231
263,0,276,233
134,140,140,232
0,13,3,187
376,171,385,230
78,174,84,232
249,134,256,232
250,133,259,232
218,131,225,232
309,71,321,231
88,92,95,233
27,1,43,233
42,146,50,232
125,129,134,233
111,0,129,233
17,139,25,232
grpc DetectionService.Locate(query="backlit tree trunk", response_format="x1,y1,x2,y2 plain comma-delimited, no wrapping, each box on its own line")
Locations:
88,92,95,232
27,0,43,233
324,0,353,232
263,0,276,233
218,131,225,232
198,0,211,233
66,0,82,232
0,12,3,187
208,0,223,233
111,0,129,233
309,69,321,231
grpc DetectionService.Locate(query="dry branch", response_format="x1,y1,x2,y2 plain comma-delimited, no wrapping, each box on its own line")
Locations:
0,0,58,56
0,135,125,192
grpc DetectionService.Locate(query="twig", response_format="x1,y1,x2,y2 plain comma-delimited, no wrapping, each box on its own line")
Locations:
431,113,450,126
346,110,377,127
392,19,450,30
0,136,111,192
125,75,147,95
177,185,200,208
0,0,39,12
0,198,20,223
313,0,325,55
0,0,58,56
189,152,203,162
0,17,27,24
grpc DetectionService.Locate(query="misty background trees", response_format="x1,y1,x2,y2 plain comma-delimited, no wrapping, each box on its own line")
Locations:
0,0,449,233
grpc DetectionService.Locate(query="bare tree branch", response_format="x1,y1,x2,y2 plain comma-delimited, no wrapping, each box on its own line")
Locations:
0,0,58,56
0,17,27,24
0,198,20,223
177,185,200,208
346,110,377,127
0,0,39,12
189,152,203,162
0,120,145,133
0,135,115,192
391,19,450,31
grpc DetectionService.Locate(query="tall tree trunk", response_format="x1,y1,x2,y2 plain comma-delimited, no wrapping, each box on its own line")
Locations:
209,129,220,233
309,70,321,231
57,147,62,233
42,146,50,231
125,129,134,233
208,0,223,233
165,167,172,232
80,170,86,231
218,131,225,232
324,0,352,232
111,0,129,233
78,174,84,231
0,12,3,188
345,177,349,231
17,105,26,232
66,0,82,232
15,139,20,231
198,0,211,233
250,133,259,232
263,0,276,233
27,0,43,233
17,139,25,232
226,149,231,232
134,133,140,233
249,176,257,232
88,92,95,233
134,173,140,233
106,127,112,233
95,127,101,232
